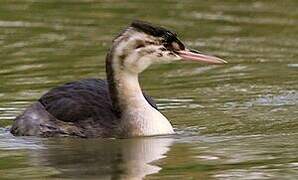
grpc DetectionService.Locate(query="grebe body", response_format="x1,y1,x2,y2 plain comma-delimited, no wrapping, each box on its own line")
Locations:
11,21,226,138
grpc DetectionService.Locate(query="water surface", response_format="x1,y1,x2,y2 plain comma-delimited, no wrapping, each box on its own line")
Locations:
0,0,298,179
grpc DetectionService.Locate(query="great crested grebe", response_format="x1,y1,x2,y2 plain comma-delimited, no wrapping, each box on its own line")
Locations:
10,20,226,138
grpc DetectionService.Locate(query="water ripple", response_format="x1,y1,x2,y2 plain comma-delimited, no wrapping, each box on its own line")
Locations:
0,128,44,150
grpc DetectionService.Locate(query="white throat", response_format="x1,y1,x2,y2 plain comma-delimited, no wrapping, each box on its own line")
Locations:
113,66,174,137
112,61,174,137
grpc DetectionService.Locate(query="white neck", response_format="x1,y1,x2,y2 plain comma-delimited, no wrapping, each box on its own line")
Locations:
113,69,174,137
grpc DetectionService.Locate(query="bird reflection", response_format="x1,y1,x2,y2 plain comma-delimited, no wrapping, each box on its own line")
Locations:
32,137,174,179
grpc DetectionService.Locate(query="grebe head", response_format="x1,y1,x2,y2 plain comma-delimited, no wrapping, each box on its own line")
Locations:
110,20,226,74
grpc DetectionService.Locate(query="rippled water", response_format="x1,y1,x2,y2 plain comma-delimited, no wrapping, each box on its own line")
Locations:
0,0,298,179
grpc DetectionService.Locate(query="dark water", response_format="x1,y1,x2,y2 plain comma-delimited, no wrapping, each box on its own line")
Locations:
0,0,298,179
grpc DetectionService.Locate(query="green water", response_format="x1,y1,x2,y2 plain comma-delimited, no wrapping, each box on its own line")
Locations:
0,0,298,179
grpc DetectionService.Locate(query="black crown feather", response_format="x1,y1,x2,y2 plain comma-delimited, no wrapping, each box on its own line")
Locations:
131,20,176,40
